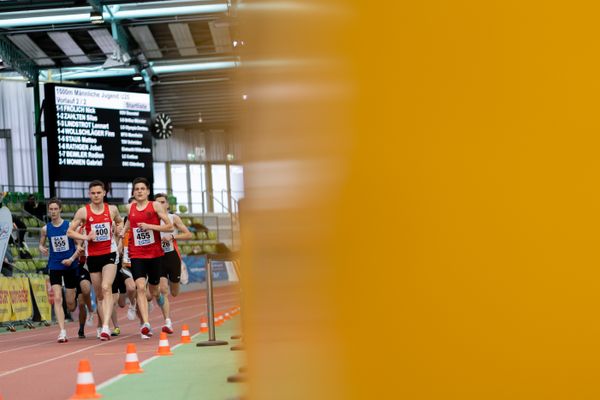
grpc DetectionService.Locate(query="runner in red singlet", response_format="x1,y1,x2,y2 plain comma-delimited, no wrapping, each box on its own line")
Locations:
124,177,173,338
68,180,123,341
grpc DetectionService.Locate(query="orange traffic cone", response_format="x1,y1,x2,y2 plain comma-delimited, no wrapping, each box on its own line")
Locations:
121,343,143,374
156,332,173,355
180,324,192,344
200,316,209,333
70,359,102,399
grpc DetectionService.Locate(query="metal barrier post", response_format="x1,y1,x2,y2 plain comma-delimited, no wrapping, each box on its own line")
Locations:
197,255,228,347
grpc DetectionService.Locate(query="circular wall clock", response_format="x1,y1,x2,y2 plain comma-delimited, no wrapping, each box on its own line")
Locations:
152,113,173,139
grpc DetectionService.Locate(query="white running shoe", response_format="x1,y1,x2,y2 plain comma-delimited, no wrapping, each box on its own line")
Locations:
100,326,111,341
141,333,151,340
140,323,152,337
162,318,174,334
96,327,102,339
85,310,94,327
127,304,137,321
57,329,68,343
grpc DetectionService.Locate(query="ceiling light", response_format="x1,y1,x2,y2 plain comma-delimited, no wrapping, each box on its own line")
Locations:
90,11,103,24
232,40,238,47
133,75,143,81
198,112,203,123
242,94,247,100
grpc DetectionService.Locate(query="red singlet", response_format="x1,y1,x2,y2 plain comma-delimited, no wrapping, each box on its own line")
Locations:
84,203,114,256
128,201,164,259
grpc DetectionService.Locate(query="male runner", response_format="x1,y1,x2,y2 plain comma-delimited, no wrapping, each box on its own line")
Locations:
125,177,173,338
39,198,82,343
68,180,123,341
154,193,193,333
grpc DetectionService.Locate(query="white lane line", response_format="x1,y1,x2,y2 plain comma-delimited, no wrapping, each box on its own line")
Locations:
0,333,135,378
0,293,239,379
0,298,240,355
0,338,58,355
0,289,238,344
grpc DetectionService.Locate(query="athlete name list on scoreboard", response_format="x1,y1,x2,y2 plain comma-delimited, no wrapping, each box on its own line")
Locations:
54,86,152,169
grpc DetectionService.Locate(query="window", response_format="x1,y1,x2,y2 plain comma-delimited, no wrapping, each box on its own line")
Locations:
211,164,228,213
171,164,189,212
189,164,206,213
229,165,244,212
153,162,167,193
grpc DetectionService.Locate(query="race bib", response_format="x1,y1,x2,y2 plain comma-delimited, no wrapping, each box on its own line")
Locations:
51,235,69,252
133,227,155,247
92,222,111,242
162,239,174,253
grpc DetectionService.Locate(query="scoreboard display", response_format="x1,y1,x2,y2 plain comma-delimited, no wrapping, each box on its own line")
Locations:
44,84,154,183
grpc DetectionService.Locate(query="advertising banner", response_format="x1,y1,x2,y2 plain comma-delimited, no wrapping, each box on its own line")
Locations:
8,276,32,321
0,277,12,323
225,261,239,282
183,255,207,283
211,260,229,281
182,255,233,282
29,275,52,321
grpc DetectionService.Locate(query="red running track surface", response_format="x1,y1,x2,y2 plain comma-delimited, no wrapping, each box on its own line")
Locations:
0,285,240,399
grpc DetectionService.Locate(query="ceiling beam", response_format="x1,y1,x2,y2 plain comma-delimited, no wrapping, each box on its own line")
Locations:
0,35,38,81
0,2,229,29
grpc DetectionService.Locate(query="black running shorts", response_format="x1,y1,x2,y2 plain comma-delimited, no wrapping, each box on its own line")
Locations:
160,251,182,283
49,268,79,289
130,258,162,286
86,252,117,273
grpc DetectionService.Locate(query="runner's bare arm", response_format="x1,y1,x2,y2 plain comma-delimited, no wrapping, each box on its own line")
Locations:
38,225,48,256
120,219,130,239
67,208,94,241
110,205,124,235
154,202,174,232
172,215,193,240
138,202,173,232
61,248,79,266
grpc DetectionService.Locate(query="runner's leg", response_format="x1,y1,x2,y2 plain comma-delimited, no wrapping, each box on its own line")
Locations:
52,284,65,331
100,263,117,335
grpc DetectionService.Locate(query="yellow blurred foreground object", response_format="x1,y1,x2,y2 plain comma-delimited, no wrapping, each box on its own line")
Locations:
239,1,600,399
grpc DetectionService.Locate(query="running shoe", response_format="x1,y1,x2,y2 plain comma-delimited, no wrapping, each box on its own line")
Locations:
100,326,111,341
140,322,152,337
111,327,121,336
157,293,165,307
78,327,85,339
162,318,174,334
127,304,137,321
141,333,152,340
58,329,68,343
96,327,102,339
85,309,94,327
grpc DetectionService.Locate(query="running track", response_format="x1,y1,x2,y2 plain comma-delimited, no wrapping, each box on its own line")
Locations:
0,284,240,399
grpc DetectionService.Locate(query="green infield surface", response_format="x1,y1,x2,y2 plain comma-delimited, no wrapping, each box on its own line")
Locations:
98,318,245,399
